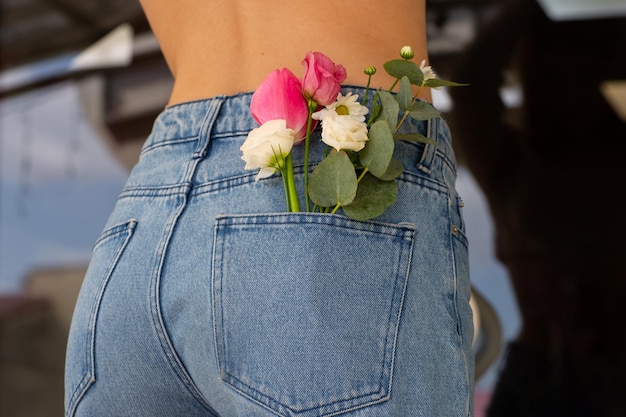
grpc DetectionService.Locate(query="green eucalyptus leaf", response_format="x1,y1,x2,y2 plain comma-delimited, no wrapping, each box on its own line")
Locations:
308,150,357,207
383,59,424,86
359,120,394,178
394,132,437,145
409,101,441,121
425,79,469,88
369,95,382,124
342,174,398,221
378,157,405,181
377,91,399,132
397,77,413,111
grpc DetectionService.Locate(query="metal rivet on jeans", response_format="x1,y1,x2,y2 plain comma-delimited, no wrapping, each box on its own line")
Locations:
452,225,459,235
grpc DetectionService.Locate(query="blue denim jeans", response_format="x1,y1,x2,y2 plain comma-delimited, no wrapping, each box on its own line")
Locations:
65,87,474,417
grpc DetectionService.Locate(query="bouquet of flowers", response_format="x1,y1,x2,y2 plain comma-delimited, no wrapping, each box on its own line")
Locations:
240,46,465,221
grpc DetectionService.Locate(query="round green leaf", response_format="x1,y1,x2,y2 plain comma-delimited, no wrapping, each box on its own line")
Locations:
376,90,399,132
397,76,413,111
409,101,441,121
359,120,394,178
308,150,357,208
383,59,424,86
342,174,398,221
377,157,405,181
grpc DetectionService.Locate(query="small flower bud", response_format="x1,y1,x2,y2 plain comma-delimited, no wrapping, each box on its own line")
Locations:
400,45,414,60
364,66,377,76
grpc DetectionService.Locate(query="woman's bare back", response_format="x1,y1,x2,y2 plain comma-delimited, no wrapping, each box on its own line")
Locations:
139,0,430,106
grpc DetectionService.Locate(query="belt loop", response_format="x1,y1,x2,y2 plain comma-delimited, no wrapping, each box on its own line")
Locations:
193,96,225,159
417,119,436,174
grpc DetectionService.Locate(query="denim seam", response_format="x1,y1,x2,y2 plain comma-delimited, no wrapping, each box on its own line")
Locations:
211,218,415,416
215,215,415,236
141,136,198,155
212,131,250,139
447,192,472,417
66,219,137,417
140,130,453,168
193,97,224,158
147,189,220,416
190,169,448,200
147,115,222,414
144,98,223,416
435,147,457,178
118,184,191,199
92,219,137,249
211,220,225,382
224,373,392,416
386,229,415,404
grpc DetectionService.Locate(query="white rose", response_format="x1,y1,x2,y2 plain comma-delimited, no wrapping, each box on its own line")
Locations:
319,111,369,152
240,119,295,180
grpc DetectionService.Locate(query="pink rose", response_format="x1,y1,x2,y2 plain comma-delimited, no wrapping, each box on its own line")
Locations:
302,52,347,106
251,68,309,141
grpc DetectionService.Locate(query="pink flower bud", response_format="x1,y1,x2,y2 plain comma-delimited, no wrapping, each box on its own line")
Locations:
250,68,309,141
301,52,347,106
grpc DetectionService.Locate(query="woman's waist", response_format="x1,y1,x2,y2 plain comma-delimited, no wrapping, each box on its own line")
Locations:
166,60,431,107
157,7,431,107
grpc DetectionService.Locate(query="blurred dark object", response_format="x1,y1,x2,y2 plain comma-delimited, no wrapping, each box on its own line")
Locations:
0,269,85,416
1,0,172,170
0,0,145,71
0,296,65,417
449,0,626,415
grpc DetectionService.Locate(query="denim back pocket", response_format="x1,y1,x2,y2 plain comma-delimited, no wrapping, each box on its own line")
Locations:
65,219,137,417
212,213,415,417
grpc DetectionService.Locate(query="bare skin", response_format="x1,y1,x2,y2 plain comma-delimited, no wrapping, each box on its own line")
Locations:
139,0,431,106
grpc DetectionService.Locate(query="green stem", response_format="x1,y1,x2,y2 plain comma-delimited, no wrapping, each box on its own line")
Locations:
415,84,424,98
329,168,369,216
361,74,373,106
282,170,291,211
366,94,380,128
303,100,317,212
383,78,427,132
389,78,400,92
396,110,410,133
395,84,426,133
357,167,369,183
285,153,300,212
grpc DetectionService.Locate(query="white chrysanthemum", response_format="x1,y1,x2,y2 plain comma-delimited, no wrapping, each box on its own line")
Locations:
312,92,369,123
240,119,295,180
316,111,369,152
419,59,437,82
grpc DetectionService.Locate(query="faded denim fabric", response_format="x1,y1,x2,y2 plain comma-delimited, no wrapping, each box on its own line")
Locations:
65,87,474,417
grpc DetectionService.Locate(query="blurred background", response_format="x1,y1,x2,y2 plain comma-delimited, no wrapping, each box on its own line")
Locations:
0,0,624,416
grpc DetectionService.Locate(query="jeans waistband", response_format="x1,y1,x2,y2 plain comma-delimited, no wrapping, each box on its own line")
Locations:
131,86,457,194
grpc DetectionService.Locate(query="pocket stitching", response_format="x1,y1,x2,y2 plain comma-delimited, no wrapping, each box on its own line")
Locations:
211,213,415,416
66,219,137,417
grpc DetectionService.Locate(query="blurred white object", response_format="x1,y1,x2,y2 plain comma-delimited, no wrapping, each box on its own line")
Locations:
471,287,502,381
537,0,626,21
70,24,134,71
